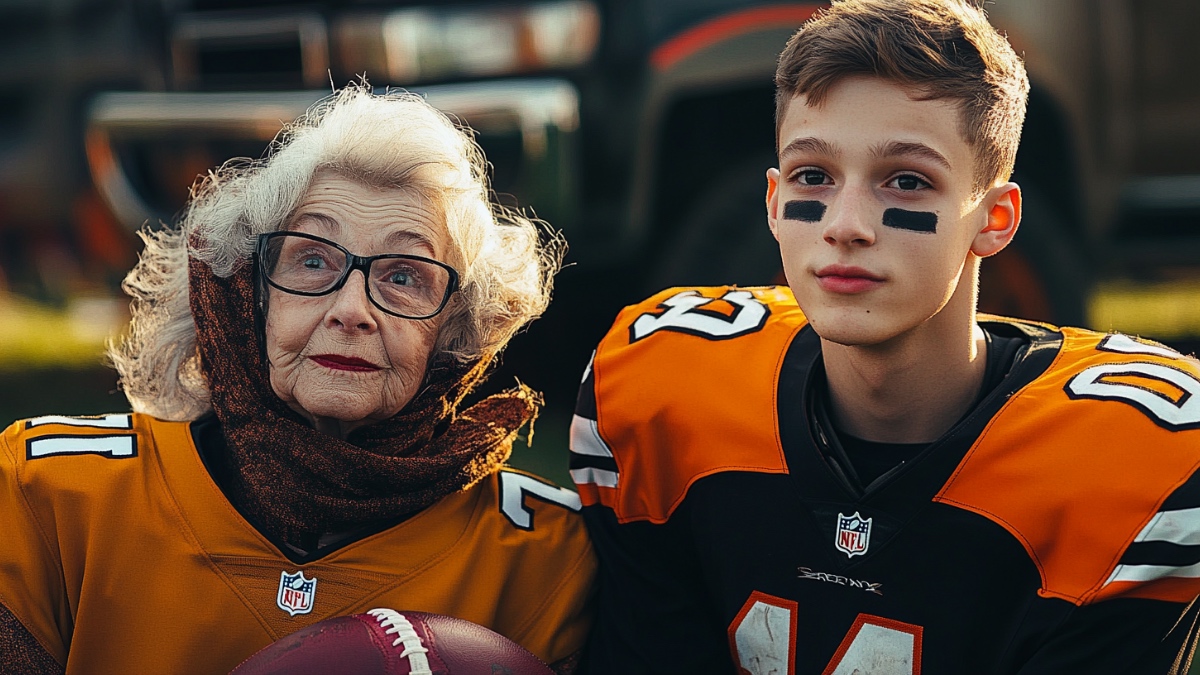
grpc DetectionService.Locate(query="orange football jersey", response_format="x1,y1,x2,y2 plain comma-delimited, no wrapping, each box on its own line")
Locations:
0,413,595,674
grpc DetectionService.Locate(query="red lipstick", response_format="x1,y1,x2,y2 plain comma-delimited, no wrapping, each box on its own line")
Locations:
310,355,381,372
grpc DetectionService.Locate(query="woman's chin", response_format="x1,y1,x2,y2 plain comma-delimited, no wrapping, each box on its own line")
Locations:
291,393,384,432
273,372,416,433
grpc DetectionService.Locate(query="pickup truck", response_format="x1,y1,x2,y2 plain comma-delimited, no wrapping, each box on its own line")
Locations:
3,0,1198,407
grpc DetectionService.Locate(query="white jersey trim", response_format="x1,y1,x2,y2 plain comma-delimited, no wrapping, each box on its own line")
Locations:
570,467,618,488
1134,507,1200,547
27,414,132,429
569,415,613,458
580,351,595,384
1106,560,1200,585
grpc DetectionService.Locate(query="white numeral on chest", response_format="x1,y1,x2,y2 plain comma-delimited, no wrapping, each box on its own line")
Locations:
729,592,797,675
824,615,922,675
728,594,922,675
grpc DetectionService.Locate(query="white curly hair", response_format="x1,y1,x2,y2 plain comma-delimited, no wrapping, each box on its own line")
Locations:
108,85,563,421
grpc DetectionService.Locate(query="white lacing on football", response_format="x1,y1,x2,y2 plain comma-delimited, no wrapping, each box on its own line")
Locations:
367,608,433,675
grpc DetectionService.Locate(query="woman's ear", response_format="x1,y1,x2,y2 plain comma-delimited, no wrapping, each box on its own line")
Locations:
972,182,1021,258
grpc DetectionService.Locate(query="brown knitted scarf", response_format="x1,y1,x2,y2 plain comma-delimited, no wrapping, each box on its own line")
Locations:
187,255,538,548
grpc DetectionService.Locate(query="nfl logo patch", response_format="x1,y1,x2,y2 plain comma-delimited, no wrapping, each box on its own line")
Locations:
276,570,317,616
835,512,873,558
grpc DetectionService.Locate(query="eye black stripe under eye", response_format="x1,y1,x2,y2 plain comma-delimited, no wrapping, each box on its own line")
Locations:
882,208,937,233
784,200,827,223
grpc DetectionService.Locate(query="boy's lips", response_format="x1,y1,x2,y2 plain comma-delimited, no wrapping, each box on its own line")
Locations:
310,355,382,372
814,264,885,293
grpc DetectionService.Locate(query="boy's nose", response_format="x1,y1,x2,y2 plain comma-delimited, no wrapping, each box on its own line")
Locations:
821,193,877,247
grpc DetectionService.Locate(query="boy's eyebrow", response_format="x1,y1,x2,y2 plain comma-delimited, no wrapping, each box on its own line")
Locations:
871,141,953,172
779,136,840,160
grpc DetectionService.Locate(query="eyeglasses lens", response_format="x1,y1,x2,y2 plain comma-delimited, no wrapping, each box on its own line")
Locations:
262,234,451,318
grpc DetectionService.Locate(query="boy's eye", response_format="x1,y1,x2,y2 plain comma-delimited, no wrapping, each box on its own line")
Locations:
795,170,831,186
889,174,931,191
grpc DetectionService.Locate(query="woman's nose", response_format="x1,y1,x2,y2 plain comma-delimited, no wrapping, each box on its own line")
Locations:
325,270,379,332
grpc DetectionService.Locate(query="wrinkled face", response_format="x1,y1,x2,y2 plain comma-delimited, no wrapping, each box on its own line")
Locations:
265,172,452,436
767,76,1016,347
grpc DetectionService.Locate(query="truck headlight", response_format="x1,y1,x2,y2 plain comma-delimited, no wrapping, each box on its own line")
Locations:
336,1,600,83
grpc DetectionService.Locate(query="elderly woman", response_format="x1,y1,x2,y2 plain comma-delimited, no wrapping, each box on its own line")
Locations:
0,87,594,675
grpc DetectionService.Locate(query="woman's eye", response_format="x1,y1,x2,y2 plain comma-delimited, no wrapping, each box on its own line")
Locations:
890,174,931,191
301,255,326,270
384,267,420,287
795,170,830,186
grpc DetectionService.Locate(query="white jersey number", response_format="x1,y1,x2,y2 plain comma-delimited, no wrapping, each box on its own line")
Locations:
498,471,582,531
1065,361,1200,430
729,593,922,675
824,615,922,675
729,593,797,674
630,290,769,342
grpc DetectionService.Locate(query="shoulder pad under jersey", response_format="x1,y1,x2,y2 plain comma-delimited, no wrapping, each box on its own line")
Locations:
570,285,809,523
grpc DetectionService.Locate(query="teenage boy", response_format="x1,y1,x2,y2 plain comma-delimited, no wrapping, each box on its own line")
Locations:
569,1,1200,672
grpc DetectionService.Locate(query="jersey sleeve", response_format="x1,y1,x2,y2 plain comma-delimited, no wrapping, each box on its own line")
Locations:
938,331,1200,605
1016,597,1199,674
1019,459,1200,673
578,505,733,673
0,422,70,667
569,286,798,524
937,330,1200,671
569,287,802,673
571,345,731,673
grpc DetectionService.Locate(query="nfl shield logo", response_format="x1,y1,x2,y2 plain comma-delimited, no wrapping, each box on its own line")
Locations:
276,571,317,616
835,512,873,558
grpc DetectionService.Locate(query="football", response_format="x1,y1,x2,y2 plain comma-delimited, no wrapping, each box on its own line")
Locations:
228,609,555,675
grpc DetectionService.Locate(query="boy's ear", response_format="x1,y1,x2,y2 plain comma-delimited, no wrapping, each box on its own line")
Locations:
766,167,781,241
971,182,1021,258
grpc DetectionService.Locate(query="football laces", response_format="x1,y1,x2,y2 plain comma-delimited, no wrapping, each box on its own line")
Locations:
367,608,433,675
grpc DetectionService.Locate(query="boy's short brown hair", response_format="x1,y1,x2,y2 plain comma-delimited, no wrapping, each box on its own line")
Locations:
775,0,1029,191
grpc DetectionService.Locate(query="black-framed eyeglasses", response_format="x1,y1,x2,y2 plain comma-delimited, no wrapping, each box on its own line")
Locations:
256,231,460,320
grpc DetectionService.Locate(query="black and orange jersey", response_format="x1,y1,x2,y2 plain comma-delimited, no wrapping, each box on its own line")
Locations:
0,413,595,675
571,285,1200,674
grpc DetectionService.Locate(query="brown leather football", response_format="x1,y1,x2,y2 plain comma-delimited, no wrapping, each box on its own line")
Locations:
228,609,554,675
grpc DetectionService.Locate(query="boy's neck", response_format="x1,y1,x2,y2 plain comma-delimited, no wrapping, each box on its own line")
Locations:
820,304,988,445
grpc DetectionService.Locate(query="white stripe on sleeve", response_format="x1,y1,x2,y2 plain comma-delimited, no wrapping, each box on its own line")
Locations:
1134,507,1200,547
570,467,619,488
569,414,614,458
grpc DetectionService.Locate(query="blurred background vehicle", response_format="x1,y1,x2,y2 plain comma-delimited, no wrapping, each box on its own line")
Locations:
1,0,1199,484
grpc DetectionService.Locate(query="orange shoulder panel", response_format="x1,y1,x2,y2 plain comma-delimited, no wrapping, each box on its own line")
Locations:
935,328,1200,605
585,285,807,524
